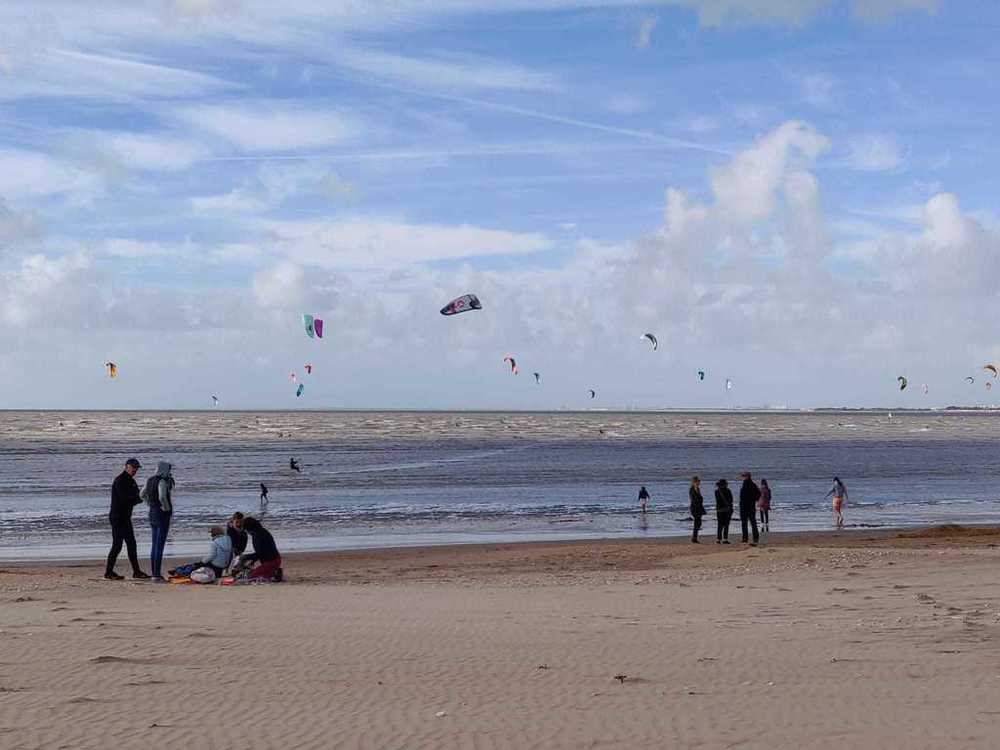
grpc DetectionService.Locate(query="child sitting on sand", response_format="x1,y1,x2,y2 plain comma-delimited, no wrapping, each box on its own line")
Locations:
169,526,233,579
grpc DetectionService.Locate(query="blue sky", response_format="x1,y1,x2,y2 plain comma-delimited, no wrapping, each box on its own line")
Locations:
2,0,999,409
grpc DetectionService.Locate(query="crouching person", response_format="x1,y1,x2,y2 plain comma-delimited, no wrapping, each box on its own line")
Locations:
240,516,282,581
169,526,233,580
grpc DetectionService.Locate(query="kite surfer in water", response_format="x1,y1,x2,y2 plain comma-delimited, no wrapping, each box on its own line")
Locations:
289,458,300,473
260,482,269,509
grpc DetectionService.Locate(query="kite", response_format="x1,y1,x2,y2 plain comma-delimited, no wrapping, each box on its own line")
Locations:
985,364,998,379
989,382,994,392
296,383,304,398
698,370,706,381
533,372,541,384
211,395,219,407
641,333,658,351
440,294,482,316
588,389,596,399
503,356,518,375
725,378,733,391
897,376,908,391
922,384,929,395
314,319,324,339
289,372,297,383
302,314,315,339
304,364,313,375
105,362,118,379
966,376,975,384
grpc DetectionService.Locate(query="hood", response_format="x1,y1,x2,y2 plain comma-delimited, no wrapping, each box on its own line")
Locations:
156,461,173,478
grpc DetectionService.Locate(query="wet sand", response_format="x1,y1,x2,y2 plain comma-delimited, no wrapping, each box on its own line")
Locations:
3,527,1000,749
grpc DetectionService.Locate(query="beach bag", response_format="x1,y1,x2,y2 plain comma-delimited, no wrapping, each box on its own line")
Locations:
190,567,217,584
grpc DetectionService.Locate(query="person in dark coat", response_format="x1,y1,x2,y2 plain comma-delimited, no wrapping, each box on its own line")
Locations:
105,458,150,580
227,512,248,557
689,476,706,543
240,516,282,581
739,472,761,546
714,479,733,544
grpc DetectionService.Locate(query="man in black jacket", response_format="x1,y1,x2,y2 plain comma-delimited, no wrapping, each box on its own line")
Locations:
105,458,150,580
739,472,761,546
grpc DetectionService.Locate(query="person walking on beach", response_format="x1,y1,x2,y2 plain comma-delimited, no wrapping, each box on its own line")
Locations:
758,479,772,532
105,458,150,580
260,482,269,509
638,486,650,513
289,458,300,473
826,476,848,530
739,472,760,546
714,479,733,544
142,461,175,581
689,476,706,543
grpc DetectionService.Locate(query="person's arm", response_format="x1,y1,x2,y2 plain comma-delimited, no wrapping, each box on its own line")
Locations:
158,479,172,513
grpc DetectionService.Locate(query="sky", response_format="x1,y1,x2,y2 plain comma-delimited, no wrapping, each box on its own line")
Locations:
1,0,999,410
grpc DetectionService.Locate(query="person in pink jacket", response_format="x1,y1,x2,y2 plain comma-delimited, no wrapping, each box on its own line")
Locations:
758,479,772,532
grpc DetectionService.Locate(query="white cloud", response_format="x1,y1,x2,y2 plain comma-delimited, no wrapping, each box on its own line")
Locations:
635,16,657,49
0,149,100,197
0,201,41,247
850,0,940,23
257,216,552,269
191,189,269,215
74,131,210,172
0,48,235,101
845,133,904,172
175,102,357,152
337,49,562,92
709,121,830,223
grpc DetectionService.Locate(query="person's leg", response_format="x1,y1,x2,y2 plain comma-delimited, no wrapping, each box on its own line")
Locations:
106,522,124,576
155,514,172,576
692,514,701,542
749,511,759,543
740,509,749,542
248,557,282,580
150,515,166,577
716,516,723,542
122,520,143,575
721,513,730,541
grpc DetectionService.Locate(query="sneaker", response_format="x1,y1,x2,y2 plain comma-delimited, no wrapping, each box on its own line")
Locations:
722,540,731,544
104,572,124,581
716,540,721,544
151,576,167,584
132,571,151,579
691,539,700,544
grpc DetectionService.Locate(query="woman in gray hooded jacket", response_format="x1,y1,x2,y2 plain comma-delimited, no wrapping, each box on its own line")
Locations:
142,461,175,581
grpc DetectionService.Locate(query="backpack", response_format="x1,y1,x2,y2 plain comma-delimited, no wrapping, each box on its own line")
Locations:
143,476,161,510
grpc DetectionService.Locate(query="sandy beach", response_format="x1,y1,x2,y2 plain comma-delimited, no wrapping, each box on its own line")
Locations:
2,528,1000,749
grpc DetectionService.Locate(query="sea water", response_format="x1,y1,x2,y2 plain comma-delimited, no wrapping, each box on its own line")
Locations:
1,410,999,560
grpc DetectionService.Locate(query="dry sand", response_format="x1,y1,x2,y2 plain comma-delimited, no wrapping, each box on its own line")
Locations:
3,528,1000,749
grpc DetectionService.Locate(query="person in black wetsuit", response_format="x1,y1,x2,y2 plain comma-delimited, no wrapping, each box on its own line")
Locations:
637,486,650,513
260,483,269,509
689,476,706,544
105,458,150,580
289,458,300,473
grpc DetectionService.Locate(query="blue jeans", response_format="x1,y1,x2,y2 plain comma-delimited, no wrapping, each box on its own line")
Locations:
149,510,172,578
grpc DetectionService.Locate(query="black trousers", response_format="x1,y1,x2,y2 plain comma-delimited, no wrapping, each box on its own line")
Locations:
106,517,141,575
740,504,759,543
692,514,703,540
717,512,731,541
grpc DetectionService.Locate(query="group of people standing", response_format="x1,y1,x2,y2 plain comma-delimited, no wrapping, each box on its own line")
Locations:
105,457,282,583
687,473,771,545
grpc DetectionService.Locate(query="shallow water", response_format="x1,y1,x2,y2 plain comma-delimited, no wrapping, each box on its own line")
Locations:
2,410,999,560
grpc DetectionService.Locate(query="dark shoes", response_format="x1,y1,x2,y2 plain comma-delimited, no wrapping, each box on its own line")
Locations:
104,572,124,581
133,571,151,579
691,538,700,544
